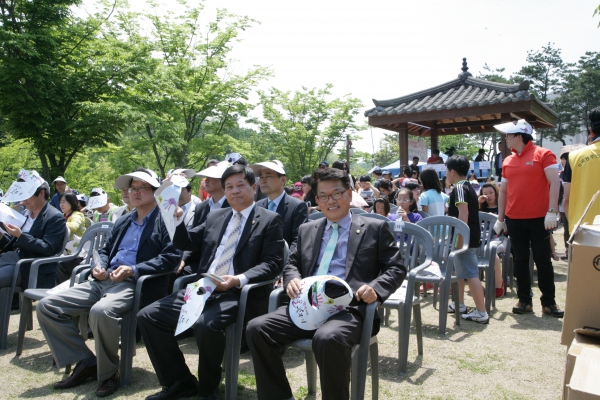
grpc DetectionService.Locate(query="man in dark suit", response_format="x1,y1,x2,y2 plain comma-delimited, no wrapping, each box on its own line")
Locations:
247,168,406,400
252,161,308,252
0,176,66,291
37,169,180,397
138,165,284,400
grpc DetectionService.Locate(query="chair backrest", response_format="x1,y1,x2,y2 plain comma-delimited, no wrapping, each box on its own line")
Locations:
76,221,115,264
60,226,71,255
360,213,389,221
308,212,325,221
350,208,366,214
416,216,470,276
418,210,430,219
477,211,498,259
389,222,434,272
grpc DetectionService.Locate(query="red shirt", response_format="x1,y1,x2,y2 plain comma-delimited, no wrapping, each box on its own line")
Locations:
502,141,557,219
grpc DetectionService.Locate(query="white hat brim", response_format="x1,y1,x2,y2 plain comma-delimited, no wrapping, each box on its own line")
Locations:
250,162,286,176
115,171,160,190
195,165,229,179
172,168,196,179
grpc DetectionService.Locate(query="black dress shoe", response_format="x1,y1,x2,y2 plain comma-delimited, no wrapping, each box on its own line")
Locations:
54,361,98,389
146,376,198,400
96,371,120,397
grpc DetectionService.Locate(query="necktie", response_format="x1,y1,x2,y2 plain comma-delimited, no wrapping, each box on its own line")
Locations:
316,223,339,275
213,213,243,276
268,201,276,211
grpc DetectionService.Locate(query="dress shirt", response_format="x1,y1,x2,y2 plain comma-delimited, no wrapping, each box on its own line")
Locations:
110,210,151,279
181,201,193,219
207,203,255,287
208,195,226,212
21,211,35,233
314,212,352,279
267,190,286,211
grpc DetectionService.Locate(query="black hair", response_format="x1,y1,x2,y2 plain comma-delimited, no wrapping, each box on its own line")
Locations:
365,199,374,208
310,168,351,195
432,149,440,155
59,192,81,212
373,197,390,216
233,157,249,166
184,183,192,192
514,133,533,144
560,152,570,160
359,175,371,182
420,168,442,193
284,186,293,195
221,165,255,188
301,175,312,184
208,159,220,166
332,160,349,173
33,182,51,201
468,173,477,181
589,105,600,136
478,148,485,154
396,188,419,213
378,179,393,191
403,167,412,177
413,156,419,161
446,155,470,177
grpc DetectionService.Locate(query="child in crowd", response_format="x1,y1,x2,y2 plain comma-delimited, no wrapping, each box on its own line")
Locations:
419,168,449,216
478,182,505,297
390,188,422,224
446,155,488,324
373,197,391,218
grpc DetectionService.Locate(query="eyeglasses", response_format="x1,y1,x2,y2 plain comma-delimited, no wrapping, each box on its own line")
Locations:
316,191,345,202
319,165,327,169
395,198,411,203
128,186,151,194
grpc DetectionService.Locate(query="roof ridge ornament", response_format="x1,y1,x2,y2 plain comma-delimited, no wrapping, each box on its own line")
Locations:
458,57,473,81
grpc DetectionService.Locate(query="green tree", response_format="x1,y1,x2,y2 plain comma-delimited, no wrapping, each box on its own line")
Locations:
0,0,146,182
251,84,364,181
373,133,399,168
477,63,511,84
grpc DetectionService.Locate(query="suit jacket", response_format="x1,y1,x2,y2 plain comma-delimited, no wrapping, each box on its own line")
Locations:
181,198,230,272
172,205,284,319
0,202,66,288
283,214,406,322
96,207,180,306
256,193,307,253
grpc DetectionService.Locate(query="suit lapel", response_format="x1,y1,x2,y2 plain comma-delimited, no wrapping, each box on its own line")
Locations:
138,207,158,248
307,219,327,276
234,206,257,257
345,215,366,277
29,203,48,234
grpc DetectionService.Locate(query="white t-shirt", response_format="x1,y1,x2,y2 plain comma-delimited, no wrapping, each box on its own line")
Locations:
419,189,448,216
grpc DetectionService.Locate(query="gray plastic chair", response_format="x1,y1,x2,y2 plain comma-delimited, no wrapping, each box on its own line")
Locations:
268,288,379,400
477,212,499,313
360,213,389,221
16,222,115,356
308,212,325,221
349,208,366,214
415,216,470,336
172,241,288,400
418,211,430,219
0,225,69,350
379,222,432,374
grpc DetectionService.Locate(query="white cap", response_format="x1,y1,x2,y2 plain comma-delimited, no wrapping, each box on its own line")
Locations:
196,164,229,179
76,194,89,203
52,176,66,184
250,161,286,176
288,276,353,330
171,168,196,179
494,119,534,136
87,188,108,210
114,170,161,190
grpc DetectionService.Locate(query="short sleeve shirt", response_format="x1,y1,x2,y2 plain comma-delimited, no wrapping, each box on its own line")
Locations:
448,180,481,248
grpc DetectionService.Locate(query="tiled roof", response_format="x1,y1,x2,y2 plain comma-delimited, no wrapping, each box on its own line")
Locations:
364,72,558,119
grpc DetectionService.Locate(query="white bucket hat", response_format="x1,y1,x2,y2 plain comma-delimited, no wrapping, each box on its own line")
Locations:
289,276,353,330
195,164,229,179
250,161,286,176
114,170,161,190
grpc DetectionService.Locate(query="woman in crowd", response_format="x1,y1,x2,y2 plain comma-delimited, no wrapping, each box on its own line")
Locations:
418,168,448,216
442,175,453,195
478,182,505,297
56,192,87,284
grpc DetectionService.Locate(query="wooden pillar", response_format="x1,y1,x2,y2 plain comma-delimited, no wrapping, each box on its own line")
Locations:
500,113,512,158
398,123,409,171
431,128,439,153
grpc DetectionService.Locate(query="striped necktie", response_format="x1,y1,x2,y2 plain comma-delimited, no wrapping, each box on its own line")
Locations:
213,212,243,276
316,223,339,275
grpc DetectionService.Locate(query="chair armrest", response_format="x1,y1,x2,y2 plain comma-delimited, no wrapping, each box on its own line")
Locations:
173,274,198,293
71,264,91,286
237,274,282,326
361,301,380,338
28,255,74,289
132,271,172,315
269,287,287,313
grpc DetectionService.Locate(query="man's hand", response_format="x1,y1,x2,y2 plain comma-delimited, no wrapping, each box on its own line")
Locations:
110,265,134,282
355,284,378,304
212,275,241,291
3,223,22,238
544,212,558,230
177,260,186,273
494,220,507,235
174,207,183,222
286,278,302,299
92,265,109,280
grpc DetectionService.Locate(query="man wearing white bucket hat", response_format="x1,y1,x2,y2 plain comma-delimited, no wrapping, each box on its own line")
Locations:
37,167,179,397
247,167,405,400
493,119,563,318
87,188,118,223
251,161,308,252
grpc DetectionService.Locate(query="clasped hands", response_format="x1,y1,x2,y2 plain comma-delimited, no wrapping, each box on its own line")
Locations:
92,265,134,282
286,278,378,304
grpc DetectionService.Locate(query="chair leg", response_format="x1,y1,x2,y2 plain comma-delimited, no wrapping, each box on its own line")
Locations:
451,281,460,327
397,302,412,375
0,287,12,350
433,284,438,309
305,350,318,395
224,324,240,400
16,297,33,355
413,303,423,356
371,342,379,400
119,311,135,387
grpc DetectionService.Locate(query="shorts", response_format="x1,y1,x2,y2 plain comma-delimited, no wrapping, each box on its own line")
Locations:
453,248,479,279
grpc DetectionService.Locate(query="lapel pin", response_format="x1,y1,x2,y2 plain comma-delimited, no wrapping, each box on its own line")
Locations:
252,220,256,225
356,229,361,234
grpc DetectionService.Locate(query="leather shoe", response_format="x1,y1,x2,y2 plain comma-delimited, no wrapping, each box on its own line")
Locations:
54,361,97,389
146,376,198,400
96,371,120,397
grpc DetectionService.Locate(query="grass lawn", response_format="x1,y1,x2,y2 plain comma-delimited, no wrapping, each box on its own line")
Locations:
0,229,570,399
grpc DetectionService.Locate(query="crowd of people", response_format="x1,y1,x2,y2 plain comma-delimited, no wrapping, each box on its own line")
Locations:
0,106,598,400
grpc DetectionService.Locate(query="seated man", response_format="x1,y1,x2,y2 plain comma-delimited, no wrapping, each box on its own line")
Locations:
36,168,179,397
0,172,66,291
88,188,118,223
138,164,283,400
247,168,406,400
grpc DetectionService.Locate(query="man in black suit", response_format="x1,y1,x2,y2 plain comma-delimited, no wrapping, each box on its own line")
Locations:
0,177,66,291
252,161,308,252
37,169,180,397
138,165,284,400
247,168,406,400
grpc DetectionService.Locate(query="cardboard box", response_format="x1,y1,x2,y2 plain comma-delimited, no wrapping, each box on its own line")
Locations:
561,191,600,346
564,332,600,399
567,356,600,399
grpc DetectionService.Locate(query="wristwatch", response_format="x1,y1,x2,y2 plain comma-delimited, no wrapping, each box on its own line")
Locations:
548,208,557,213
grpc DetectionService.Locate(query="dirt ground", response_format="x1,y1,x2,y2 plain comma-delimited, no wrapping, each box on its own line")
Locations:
0,228,570,399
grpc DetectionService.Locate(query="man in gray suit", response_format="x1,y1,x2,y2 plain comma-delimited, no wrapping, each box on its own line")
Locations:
247,168,406,400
